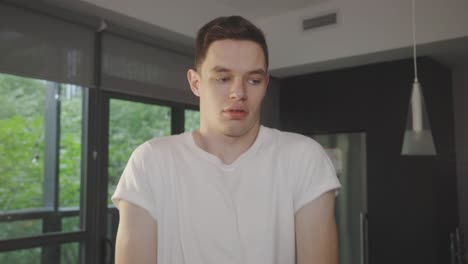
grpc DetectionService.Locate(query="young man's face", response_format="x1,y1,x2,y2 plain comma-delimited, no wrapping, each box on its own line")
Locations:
188,39,269,137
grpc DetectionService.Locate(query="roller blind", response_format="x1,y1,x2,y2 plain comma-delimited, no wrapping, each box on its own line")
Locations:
101,33,197,105
0,3,95,87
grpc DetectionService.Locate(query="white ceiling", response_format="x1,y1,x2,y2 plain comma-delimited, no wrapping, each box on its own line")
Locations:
46,0,468,77
213,0,329,18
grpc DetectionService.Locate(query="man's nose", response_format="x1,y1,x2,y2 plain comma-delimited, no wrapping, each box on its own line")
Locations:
229,78,247,101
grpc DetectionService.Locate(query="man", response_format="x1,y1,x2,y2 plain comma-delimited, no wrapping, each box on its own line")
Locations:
113,16,341,264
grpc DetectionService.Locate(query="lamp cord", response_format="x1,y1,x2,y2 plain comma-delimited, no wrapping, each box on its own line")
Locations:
412,0,418,82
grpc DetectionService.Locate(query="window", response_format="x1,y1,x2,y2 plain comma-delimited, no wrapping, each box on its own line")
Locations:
107,98,171,204
0,242,80,264
0,73,86,263
184,109,200,132
1,3,199,263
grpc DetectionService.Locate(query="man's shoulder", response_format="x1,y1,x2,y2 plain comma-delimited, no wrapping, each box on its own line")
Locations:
265,127,322,152
132,133,187,159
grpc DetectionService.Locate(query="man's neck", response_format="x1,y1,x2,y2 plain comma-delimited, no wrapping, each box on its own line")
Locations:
192,124,261,165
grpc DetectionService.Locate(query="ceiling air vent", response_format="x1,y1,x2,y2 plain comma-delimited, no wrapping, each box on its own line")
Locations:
302,13,337,31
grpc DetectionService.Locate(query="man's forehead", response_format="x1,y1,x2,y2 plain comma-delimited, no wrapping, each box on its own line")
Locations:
207,40,262,58
202,39,267,73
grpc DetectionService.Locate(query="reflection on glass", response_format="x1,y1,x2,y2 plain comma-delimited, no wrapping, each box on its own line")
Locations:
108,99,171,204
184,109,200,132
0,73,84,240
312,133,367,264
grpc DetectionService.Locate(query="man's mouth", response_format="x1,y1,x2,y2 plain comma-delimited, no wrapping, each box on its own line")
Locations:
224,108,248,119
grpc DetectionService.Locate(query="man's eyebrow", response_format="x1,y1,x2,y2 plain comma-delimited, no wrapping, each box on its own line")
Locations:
247,69,267,75
210,66,231,73
210,66,266,75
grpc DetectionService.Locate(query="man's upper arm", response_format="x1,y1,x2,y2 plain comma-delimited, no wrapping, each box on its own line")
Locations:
115,200,157,264
295,191,338,264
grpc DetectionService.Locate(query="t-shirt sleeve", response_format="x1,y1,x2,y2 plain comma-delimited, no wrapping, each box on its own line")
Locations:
111,142,159,221
293,140,341,213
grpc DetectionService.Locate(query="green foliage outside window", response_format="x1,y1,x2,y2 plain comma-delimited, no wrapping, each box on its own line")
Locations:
0,74,45,211
0,72,200,263
185,109,200,132
0,73,82,263
107,99,171,204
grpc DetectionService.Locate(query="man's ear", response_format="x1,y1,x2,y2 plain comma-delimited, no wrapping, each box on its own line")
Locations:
187,69,201,97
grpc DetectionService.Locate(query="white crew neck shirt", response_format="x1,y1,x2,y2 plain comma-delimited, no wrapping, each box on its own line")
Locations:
112,126,341,264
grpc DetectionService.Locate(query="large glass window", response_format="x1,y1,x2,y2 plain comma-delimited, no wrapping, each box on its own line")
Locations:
0,247,41,264
0,74,46,212
184,109,200,132
106,97,172,260
59,85,83,209
0,242,80,264
1,3,198,263
0,72,84,239
107,99,171,204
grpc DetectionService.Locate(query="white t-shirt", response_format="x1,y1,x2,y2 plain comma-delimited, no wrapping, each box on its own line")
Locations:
112,126,341,264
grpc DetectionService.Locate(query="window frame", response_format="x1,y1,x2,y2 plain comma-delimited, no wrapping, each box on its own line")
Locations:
0,78,89,264
95,90,198,263
0,2,199,262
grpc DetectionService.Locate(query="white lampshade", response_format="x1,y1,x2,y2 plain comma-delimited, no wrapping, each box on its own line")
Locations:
401,80,436,155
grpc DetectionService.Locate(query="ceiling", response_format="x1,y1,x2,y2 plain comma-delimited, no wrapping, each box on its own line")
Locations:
38,0,468,77
213,0,329,18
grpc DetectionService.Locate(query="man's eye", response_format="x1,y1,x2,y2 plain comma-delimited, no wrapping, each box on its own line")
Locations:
216,77,230,83
248,79,262,85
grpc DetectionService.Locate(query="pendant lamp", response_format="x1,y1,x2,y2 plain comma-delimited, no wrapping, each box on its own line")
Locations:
401,0,436,155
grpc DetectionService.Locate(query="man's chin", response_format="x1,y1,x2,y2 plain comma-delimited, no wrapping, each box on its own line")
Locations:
221,122,259,138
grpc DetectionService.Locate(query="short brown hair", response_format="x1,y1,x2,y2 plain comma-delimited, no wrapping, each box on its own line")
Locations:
194,16,269,71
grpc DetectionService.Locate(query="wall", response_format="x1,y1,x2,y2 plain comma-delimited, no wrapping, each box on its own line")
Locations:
453,62,468,257
280,57,458,264
261,77,281,129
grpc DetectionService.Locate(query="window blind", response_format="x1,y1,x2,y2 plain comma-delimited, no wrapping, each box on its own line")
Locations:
101,33,197,105
0,3,95,87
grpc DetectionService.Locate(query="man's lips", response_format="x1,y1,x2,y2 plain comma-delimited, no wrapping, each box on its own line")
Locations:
223,108,249,119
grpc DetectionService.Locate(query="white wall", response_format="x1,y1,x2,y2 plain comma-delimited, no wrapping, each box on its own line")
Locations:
453,62,468,257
